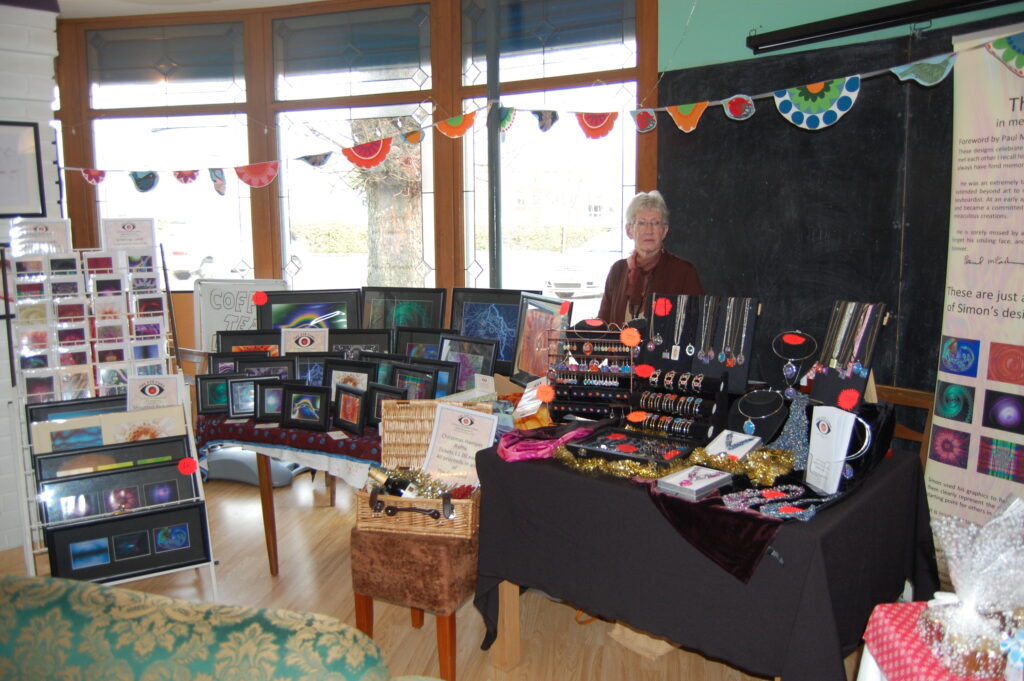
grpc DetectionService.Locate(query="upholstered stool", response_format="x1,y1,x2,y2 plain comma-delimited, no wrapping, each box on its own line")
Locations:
350,527,479,681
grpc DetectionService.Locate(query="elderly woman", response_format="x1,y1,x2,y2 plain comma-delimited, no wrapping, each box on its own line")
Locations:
597,190,703,325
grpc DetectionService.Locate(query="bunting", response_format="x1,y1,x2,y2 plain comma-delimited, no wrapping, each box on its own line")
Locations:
437,112,477,138
890,53,957,86
173,170,199,184
986,33,1024,76
533,110,559,132
774,77,860,131
235,161,280,188
631,109,657,133
666,102,708,132
129,171,158,192
341,138,393,169
576,112,618,139
722,95,755,121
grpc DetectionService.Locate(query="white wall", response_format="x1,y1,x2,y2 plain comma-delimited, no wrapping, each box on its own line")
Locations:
0,3,59,552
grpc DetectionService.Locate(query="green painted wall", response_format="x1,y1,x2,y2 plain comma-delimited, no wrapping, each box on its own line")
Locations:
659,0,1024,71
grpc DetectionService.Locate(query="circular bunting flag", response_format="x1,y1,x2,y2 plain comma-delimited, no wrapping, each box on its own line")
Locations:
576,112,618,139
722,95,755,121
173,170,199,184
342,138,393,169
234,161,279,188
666,101,708,132
81,169,106,185
403,130,424,144
129,171,158,192
499,106,516,132
774,76,860,130
986,33,1024,76
631,109,657,133
299,152,332,167
436,111,477,138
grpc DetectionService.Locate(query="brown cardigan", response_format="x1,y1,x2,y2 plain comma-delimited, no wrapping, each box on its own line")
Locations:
597,251,704,325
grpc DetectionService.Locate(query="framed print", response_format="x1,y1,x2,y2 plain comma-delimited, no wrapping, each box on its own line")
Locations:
45,501,211,582
23,369,57,404
59,366,94,400
292,352,335,386
227,376,278,419
14,254,45,277
0,121,45,218
332,384,366,433
33,435,191,482
254,381,286,423
393,326,454,359
323,358,377,392
16,300,49,324
49,275,85,297
96,363,130,395
56,346,89,367
134,293,165,316
15,280,45,300
438,334,498,392
256,288,362,330
208,351,267,374
100,406,187,444
327,328,392,359
236,356,296,380
91,274,125,297
27,394,126,426
366,382,405,425
47,254,80,277
92,295,127,320
361,287,447,330
450,288,536,376
391,361,438,399
38,461,199,524
94,342,127,362
510,293,572,386
132,316,165,339
280,384,331,431
94,323,128,344
56,322,89,346
30,415,104,455
130,272,160,292
82,250,118,275
356,352,458,395
195,372,246,414
19,350,51,370
216,330,281,356
54,297,88,323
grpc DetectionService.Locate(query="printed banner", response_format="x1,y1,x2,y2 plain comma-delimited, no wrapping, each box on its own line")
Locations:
926,30,1024,536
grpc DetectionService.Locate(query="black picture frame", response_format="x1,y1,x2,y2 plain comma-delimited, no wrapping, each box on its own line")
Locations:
45,500,211,582
322,358,378,392
227,376,279,419
438,334,499,392
26,395,126,426
361,287,447,330
391,361,439,400
256,288,362,330
402,356,460,398
327,328,393,358
450,287,538,375
0,121,46,218
392,326,454,359
33,436,192,483
290,352,336,386
366,382,406,425
235,356,296,380
280,384,332,431
254,381,286,423
355,350,401,384
215,330,282,356
510,293,572,387
332,384,367,434
39,461,199,524
195,372,246,415
208,351,269,374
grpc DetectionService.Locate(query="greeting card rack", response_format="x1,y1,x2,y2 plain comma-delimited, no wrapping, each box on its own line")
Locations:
545,328,634,420
2,244,217,593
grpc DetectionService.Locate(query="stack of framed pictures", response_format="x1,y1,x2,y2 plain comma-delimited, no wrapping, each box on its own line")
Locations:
361,287,447,329
449,288,538,376
256,289,362,330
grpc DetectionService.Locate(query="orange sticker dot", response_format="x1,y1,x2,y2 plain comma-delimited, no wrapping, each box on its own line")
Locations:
620,327,641,347
653,297,673,317
252,291,268,306
178,458,198,475
626,410,648,423
536,384,555,403
633,363,654,378
559,301,571,316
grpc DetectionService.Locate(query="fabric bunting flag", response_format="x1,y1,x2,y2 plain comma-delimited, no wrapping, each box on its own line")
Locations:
209,168,227,196
81,169,106,185
576,112,618,139
403,130,424,144
436,111,476,138
341,138,393,169
173,170,199,184
129,171,158,192
532,110,559,132
774,76,860,131
631,109,657,133
667,102,708,132
722,95,755,121
986,32,1024,76
235,161,279,188
299,152,332,167
890,53,956,86
499,106,516,132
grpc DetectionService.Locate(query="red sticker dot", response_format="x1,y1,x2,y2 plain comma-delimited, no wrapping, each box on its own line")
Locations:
782,333,806,345
779,505,803,514
615,444,638,453
559,301,571,316
633,364,654,378
583,318,604,327
178,458,199,475
837,388,861,411
665,449,681,460
607,432,627,440
653,297,673,317
762,490,786,499
252,291,268,306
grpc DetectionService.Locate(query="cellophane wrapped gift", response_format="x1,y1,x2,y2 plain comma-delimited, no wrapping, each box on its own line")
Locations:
917,498,1024,679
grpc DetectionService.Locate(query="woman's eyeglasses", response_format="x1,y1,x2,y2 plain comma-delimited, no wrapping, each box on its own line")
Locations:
633,220,665,230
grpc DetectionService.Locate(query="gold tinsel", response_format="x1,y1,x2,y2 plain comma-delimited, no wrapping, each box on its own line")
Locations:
552,445,692,481
687,446,795,487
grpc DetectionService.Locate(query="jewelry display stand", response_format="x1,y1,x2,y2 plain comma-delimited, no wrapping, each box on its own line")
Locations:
807,301,888,410
546,327,634,420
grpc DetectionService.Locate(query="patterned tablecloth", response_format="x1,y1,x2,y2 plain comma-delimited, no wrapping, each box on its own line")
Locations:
861,602,1003,681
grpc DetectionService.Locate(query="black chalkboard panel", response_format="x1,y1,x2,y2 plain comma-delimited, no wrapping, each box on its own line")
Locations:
657,12,1024,392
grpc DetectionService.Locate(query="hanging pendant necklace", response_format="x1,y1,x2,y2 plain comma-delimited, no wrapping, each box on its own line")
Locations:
737,388,785,435
671,294,688,361
645,300,659,352
771,330,818,399
734,298,752,366
718,297,735,363
826,301,856,374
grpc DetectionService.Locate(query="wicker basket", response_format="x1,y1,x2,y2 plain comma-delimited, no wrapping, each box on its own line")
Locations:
355,399,492,538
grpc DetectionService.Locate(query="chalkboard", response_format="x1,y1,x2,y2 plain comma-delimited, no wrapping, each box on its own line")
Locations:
657,12,1024,392
193,278,288,352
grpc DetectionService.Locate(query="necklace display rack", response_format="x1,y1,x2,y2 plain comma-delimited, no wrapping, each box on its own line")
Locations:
805,301,888,410
546,327,634,420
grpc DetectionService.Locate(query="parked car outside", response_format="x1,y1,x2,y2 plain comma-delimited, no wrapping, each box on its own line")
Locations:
544,228,625,299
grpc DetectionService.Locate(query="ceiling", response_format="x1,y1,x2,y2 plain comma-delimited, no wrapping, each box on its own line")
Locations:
57,0,306,19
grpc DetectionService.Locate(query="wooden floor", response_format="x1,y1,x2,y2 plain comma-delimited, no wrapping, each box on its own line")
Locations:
1,474,860,681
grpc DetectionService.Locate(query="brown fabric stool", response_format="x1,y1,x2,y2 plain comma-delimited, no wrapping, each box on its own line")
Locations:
350,527,479,681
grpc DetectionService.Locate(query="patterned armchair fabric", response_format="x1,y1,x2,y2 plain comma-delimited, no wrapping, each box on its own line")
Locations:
0,573,440,681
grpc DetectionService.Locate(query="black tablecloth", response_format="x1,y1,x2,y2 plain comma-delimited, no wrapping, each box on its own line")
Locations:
473,446,938,681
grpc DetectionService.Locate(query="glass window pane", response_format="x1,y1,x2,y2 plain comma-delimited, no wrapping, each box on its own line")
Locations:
87,24,245,109
462,0,635,86
277,106,435,290
274,5,431,101
92,115,254,291
464,83,636,321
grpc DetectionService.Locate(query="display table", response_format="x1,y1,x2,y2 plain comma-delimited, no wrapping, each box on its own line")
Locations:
195,415,382,575
473,447,939,681
858,601,1003,681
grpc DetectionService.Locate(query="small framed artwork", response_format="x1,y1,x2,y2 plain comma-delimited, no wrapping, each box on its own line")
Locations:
16,300,49,324
91,274,125,297
94,342,127,363
82,251,119,275
355,351,402,384
366,382,406,425
100,405,186,444
236,356,296,380
19,350,51,370
56,323,89,346
57,348,90,367
292,352,335,386
123,248,157,273
49,275,85,297
132,360,166,376
195,372,246,415
323,358,377,392
280,384,331,431
48,254,80,276
30,415,104,455
362,286,447,330
209,351,260,374
15,280,45,300
438,334,498,392
391,361,438,399
14,255,45,277
131,340,164,361
227,376,278,419
254,381,286,423
0,122,45,218
332,384,366,433
327,328,393,359
92,295,127,320
510,293,572,386
134,294,165,316
17,324,50,350
449,287,535,376
33,435,190,482
132,316,165,339
130,273,160,292
59,366,94,400
94,322,128,344
256,288,362,330
54,298,89,323
216,330,281,356
23,368,57,404
393,326,454,359
96,363,130,396
27,394,127,425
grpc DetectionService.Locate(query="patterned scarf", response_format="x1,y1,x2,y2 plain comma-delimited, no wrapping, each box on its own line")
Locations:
626,249,662,319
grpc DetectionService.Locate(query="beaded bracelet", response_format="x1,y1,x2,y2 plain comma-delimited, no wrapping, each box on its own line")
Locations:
721,484,806,512
758,498,828,522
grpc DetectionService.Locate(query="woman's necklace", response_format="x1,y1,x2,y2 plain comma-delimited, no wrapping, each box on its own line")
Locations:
670,294,689,361
730,297,752,367
718,297,735,363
